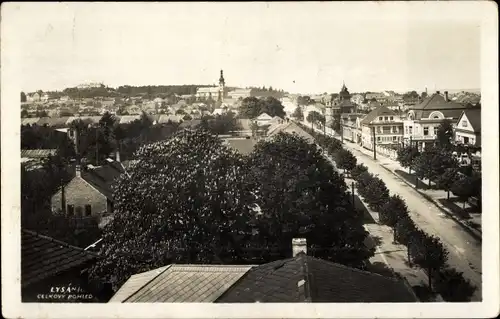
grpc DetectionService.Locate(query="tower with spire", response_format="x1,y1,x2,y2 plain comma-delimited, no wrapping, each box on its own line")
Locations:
218,70,225,102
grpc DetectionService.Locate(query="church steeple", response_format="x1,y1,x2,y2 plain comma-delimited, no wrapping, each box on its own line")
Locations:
219,70,225,86
218,70,225,102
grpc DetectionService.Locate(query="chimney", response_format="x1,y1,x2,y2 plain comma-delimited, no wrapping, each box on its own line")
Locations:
292,238,307,257
61,184,66,214
444,91,449,102
436,90,440,95
75,163,81,177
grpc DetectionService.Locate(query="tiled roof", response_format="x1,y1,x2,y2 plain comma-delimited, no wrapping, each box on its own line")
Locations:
21,149,57,158
256,112,273,120
411,93,467,120
238,119,252,131
462,108,481,133
223,138,258,155
179,119,202,128
21,229,98,287
21,117,41,126
118,115,141,124
158,115,182,123
217,253,417,303
123,265,252,302
360,106,397,125
81,161,125,199
267,122,315,144
109,266,171,302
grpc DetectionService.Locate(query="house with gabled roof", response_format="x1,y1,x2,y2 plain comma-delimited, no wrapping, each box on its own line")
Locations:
267,121,315,144
360,106,404,150
51,159,126,222
111,238,417,303
454,108,481,147
403,91,469,149
254,112,274,126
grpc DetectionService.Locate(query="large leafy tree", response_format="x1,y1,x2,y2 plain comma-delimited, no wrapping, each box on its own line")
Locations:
451,175,477,209
397,145,420,173
89,129,257,290
306,111,325,129
292,106,304,121
436,119,454,148
436,167,459,199
334,148,357,173
433,267,476,301
247,132,374,268
240,96,285,119
359,176,390,211
411,233,448,290
379,195,409,228
351,164,368,181
413,145,456,186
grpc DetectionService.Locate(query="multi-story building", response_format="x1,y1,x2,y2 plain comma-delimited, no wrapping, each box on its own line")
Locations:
403,91,468,149
360,106,404,150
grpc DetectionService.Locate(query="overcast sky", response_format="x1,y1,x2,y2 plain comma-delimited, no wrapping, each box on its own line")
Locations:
6,2,482,94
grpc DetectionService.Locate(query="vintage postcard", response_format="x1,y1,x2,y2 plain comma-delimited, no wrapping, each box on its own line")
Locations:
1,1,499,318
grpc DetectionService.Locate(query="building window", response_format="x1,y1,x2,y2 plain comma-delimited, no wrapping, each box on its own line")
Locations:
377,136,381,142
67,204,74,216
390,116,394,121
423,126,429,136
75,206,83,218
462,120,467,127
384,116,388,121
85,205,92,216
393,136,397,141
378,116,383,121
433,127,438,136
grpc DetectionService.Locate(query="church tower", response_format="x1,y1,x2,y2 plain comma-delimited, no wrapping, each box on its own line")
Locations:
218,70,225,102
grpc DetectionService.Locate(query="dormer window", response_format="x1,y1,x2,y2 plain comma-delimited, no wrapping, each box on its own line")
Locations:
378,117,383,121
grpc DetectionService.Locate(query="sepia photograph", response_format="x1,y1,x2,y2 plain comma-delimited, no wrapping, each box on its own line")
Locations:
1,2,498,318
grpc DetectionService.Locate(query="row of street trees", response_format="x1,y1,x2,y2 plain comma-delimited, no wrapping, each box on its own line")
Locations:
397,120,481,209
88,129,374,291
298,123,476,302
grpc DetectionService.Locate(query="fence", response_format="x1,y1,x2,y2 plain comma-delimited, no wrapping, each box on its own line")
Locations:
375,144,398,160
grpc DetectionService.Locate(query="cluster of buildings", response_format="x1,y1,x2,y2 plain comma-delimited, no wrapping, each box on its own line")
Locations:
21,71,259,119
337,90,481,151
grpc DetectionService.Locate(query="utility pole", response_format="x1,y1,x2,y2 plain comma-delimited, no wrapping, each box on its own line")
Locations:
95,125,99,166
341,123,344,144
351,181,355,209
372,126,377,160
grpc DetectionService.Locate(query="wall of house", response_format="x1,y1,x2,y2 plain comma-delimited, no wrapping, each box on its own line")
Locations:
455,130,478,145
403,120,444,141
51,176,108,218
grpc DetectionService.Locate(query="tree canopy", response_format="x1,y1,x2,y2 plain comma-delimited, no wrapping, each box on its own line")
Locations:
89,129,257,290
436,119,454,148
240,96,286,118
247,132,373,267
292,106,304,121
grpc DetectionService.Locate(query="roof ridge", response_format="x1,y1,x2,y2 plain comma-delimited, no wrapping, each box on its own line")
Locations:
123,265,173,302
306,255,404,283
22,229,100,258
298,253,313,302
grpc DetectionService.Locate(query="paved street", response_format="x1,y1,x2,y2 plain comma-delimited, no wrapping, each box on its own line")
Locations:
307,123,482,300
